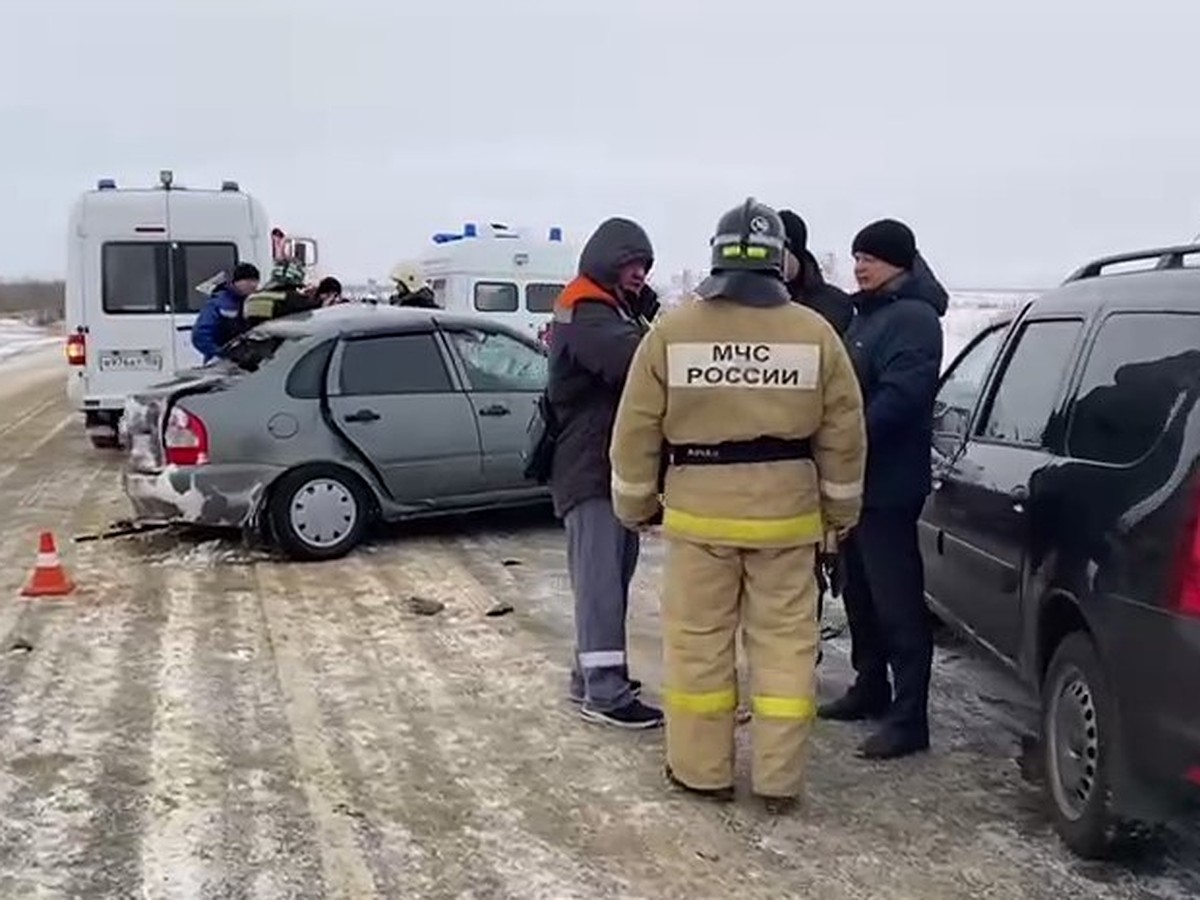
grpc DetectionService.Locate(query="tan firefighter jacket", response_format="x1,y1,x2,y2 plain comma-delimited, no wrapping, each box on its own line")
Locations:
609,294,866,548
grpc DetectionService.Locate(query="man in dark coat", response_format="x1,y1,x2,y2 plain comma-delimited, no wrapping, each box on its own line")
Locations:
818,218,947,761
548,216,663,730
779,209,853,335
779,210,854,656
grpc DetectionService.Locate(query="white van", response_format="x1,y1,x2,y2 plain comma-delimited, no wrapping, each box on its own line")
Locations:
418,222,575,341
65,171,315,447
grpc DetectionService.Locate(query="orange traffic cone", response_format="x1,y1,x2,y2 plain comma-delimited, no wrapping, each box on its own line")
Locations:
21,531,75,597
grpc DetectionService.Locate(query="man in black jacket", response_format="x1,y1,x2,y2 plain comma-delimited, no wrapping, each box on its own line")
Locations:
548,217,663,730
817,218,947,760
779,209,854,652
779,209,853,335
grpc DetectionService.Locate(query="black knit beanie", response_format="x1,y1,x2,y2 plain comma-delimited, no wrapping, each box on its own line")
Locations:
779,209,808,256
852,219,917,270
232,262,261,282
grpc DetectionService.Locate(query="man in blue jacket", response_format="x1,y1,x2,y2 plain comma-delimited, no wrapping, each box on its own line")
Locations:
192,262,261,362
818,219,946,760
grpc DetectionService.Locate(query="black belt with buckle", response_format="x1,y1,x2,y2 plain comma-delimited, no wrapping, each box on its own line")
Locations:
664,436,813,466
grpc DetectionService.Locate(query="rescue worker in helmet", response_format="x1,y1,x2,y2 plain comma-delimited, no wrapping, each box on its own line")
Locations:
242,259,320,328
609,198,866,811
389,262,439,308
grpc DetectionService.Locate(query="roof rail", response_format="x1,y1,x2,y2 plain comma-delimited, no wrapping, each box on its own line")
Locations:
1062,243,1200,284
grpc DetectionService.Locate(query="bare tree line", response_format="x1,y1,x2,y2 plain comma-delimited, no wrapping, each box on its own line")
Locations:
0,281,64,324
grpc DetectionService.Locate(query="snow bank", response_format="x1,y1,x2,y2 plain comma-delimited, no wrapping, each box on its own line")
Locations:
0,316,59,364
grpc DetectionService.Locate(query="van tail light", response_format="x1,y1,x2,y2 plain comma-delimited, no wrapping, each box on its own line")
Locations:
537,322,552,347
1168,476,1200,618
66,333,86,366
163,405,209,466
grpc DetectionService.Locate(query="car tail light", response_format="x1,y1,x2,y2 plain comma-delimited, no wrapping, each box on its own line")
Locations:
163,405,209,466
66,333,85,366
1186,766,1200,786
1168,477,1200,618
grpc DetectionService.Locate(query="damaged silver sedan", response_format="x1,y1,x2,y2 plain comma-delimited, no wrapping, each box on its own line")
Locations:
122,305,550,560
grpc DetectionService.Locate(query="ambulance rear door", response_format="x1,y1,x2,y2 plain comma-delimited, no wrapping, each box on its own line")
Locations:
82,189,177,406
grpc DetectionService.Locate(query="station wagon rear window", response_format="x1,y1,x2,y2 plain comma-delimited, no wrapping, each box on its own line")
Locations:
525,283,565,313
474,282,518,313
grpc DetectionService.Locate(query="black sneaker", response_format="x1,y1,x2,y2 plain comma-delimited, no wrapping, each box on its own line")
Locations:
580,698,663,730
567,679,642,705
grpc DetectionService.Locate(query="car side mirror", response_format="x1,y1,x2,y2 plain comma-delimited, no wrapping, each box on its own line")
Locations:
286,237,319,267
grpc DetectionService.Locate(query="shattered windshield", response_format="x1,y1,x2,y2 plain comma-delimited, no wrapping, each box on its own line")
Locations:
210,333,291,373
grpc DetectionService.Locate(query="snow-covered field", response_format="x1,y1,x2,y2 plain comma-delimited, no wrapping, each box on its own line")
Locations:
943,290,1036,364
0,316,58,365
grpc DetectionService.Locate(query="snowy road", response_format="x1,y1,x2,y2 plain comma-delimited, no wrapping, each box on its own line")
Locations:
0,342,1198,899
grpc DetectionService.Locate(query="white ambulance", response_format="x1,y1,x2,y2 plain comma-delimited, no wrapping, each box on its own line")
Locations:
64,171,316,447
418,221,575,342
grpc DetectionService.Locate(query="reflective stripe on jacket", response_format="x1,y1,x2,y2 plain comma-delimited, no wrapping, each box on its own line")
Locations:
609,294,867,548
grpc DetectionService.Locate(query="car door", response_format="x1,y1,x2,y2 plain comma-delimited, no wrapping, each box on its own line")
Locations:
325,331,484,504
921,322,1010,612
927,317,1085,661
442,325,547,493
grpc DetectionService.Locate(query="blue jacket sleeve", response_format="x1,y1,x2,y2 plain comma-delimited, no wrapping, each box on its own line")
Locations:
563,301,645,388
865,302,943,444
192,300,222,360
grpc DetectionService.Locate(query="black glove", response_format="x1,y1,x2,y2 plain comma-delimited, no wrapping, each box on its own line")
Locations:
820,549,845,598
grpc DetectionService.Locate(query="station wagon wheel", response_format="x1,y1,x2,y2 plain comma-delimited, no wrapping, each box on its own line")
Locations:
268,465,370,561
1041,631,1122,859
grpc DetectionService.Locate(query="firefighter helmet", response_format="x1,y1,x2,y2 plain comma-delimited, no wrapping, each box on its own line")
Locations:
696,198,791,304
390,262,426,293
708,198,788,276
269,259,306,288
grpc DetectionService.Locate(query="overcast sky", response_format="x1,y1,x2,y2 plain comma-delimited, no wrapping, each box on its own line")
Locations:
1,0,1197,288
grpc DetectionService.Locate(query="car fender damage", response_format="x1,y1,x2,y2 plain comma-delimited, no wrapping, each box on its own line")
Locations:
124,465,270,528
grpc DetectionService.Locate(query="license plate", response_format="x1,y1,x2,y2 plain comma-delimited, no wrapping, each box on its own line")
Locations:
98,350,163,372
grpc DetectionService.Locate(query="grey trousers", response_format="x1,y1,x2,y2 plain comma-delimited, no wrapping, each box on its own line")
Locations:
565,497,640,712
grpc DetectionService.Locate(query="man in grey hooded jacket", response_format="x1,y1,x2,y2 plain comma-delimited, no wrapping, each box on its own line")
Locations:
547,217,664,730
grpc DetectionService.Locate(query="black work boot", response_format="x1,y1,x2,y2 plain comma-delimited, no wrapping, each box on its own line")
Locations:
817,689,891,722
857,724,930,761
664,765,734,803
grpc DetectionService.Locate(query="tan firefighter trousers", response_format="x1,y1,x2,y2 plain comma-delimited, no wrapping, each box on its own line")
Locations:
661,538,820,797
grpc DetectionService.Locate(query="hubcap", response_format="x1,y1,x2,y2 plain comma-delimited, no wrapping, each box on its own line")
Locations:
289,478,358,549
1047,663,1100,821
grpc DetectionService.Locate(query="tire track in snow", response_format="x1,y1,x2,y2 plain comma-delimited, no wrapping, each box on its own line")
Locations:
254,562,381,900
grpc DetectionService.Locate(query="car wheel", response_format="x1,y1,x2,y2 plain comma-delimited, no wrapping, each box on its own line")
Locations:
89,433,119,450
268,465,369,562
1042,631,1123,859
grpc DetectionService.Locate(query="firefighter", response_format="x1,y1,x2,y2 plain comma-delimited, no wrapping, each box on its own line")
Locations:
242,259,320,328
609,198,867,810
389,262,439,308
